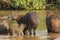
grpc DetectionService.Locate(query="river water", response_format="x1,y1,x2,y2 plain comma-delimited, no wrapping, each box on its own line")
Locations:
0,31,60,40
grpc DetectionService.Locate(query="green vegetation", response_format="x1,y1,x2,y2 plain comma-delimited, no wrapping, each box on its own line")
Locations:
46,0,60,10
0,0,60,10
10,0,46,10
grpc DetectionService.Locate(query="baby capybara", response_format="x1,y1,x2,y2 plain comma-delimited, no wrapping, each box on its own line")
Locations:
9,23,25,35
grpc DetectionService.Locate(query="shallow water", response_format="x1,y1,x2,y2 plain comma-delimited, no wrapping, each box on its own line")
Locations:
0,31,60,40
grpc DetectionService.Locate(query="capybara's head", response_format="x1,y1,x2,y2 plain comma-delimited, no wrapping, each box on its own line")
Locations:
8,12,24,21
47,11,54,17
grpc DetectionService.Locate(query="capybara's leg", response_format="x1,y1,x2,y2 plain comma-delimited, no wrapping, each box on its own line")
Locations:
28,27,32,35
33,27,36,35
10,31,15,35
9,30,13,35
47,27,52,33
23,28,27,35
9,31,13,35
16,32,19,35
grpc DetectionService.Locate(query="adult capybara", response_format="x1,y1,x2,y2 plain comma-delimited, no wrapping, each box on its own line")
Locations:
9,11,39,35
46,11,60,33
23,11,39,35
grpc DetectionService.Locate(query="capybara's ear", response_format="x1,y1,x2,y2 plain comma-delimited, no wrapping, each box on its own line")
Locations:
17,15,24,20
11,12,19,19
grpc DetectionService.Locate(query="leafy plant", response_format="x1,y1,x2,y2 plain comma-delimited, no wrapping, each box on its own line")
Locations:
10,0,46,10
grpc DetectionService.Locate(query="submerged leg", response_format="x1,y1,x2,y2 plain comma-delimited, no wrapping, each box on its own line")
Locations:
28,27,32,35
33,27,36,35
23,28,27,35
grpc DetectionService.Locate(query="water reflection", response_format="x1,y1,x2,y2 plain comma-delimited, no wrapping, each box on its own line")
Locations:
47,33,60,40
10,35,40,40
10,36,23,40
0,33,60,40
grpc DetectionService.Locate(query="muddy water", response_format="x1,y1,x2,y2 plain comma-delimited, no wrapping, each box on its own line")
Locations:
0,33,60,40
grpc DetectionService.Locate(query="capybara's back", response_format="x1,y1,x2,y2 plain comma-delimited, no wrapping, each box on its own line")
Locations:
0,25,8,35
26,11,39,27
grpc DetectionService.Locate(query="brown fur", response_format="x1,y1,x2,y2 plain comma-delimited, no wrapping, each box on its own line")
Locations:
0,18,9,34
9,23,25,35
51,16,60,33
46,11,60,33
9,11,39,35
